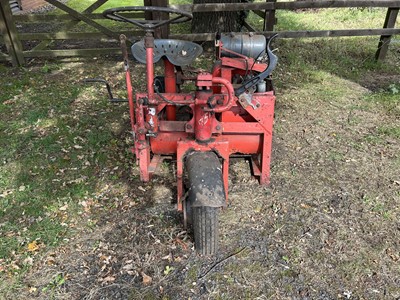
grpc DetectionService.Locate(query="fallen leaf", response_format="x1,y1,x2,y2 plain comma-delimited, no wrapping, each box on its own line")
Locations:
175,238,188,250
141,272,152,285
59,204,68,211
0,190,13,198
102,276,115,283
23,256,34,265
27,241,39,252
122,263,134,271
300,203,311,209
386,248,399,261
46,256,56,265
174,256,182,263
162,254,172,261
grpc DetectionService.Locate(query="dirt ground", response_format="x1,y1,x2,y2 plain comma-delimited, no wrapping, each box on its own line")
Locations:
1,44,400,299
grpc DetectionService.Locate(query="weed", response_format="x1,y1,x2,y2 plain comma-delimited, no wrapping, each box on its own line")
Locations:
388,84,399,95
41,273,65,292
328,150,344,162
186,264,198,284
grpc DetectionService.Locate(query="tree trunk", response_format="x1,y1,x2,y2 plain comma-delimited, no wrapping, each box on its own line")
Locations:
191,0,245,33
144,0,169,38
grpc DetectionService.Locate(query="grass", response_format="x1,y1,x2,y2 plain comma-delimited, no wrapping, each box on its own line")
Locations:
46,0,191,33
0,62,129,272
364,87,400,116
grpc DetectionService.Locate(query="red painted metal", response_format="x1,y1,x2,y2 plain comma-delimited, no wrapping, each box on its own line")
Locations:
129,33,275,207
145,34,155,102
207,77,235,113
164,59,177,120
135,96,151,181
194,90,213,142
125,65,135,133
221,56,267,73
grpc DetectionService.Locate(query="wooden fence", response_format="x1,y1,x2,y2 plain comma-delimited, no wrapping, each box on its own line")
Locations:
0,0,399,66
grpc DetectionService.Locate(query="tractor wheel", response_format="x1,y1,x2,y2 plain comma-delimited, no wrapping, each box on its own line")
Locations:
183,198,192,228
192,206,219,255
185,151,226,255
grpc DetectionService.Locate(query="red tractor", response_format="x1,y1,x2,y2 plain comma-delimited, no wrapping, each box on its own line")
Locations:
99,6,278,254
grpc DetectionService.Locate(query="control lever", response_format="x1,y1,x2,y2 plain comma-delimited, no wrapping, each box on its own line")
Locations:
83,78,128,103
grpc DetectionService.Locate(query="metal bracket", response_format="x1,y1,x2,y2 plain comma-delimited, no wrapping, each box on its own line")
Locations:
238,93,260,110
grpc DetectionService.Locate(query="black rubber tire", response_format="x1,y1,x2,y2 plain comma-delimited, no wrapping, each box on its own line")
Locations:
185,151,225,255
192,206,219,255
183,198,192,228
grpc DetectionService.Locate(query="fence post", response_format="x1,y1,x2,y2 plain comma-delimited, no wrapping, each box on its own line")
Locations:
0,0,24,66
263,0,277,32
375,7,399,61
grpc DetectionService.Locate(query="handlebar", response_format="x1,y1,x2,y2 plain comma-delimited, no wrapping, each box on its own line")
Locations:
204,77,235,113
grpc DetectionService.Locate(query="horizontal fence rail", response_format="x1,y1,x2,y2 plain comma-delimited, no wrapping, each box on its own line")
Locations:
170,28,400,41
12,12,146,22
0,0,398,65
171,0,400,12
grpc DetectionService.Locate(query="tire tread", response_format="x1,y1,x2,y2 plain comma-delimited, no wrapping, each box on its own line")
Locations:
193,206,218,255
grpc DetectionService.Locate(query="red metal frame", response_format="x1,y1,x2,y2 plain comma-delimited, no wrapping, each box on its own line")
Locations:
128,34,275,210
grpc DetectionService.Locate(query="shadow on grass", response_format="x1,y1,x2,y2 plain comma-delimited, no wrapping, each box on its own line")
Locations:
0,59,150,262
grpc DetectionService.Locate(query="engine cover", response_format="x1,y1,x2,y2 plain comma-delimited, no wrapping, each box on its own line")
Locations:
220,33,266,59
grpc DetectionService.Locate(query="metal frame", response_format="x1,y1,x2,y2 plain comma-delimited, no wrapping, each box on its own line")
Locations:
124,32,275,214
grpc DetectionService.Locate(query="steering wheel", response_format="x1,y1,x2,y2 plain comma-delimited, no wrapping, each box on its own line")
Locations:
103,6,192,31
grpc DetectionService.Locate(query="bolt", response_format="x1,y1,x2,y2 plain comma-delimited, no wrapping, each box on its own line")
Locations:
256,103,261,108
216,125,221,131
186,124,192,129
217,99,223,105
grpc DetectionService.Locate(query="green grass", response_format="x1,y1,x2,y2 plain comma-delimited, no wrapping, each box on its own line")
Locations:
65,0,188,12
0,63,128,269
248,6,399,32
48,0,192,33
275,8,392,31
363,87,400,117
